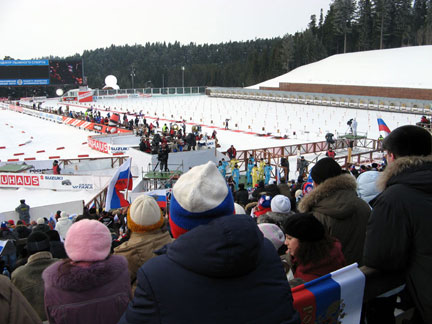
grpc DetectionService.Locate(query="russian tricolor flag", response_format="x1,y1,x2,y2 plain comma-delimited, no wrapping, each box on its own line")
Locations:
377,118,391,136
145,189,168,208
302,170,314,195
105,158,133,211
292,263,365,323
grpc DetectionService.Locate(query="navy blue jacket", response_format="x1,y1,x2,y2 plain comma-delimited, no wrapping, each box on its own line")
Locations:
118,214,299,324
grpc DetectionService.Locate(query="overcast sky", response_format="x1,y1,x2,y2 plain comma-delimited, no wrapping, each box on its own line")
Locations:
1,0,333,60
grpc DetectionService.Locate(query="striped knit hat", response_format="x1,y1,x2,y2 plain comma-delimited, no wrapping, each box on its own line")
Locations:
127,195,164,232
169,161,234,238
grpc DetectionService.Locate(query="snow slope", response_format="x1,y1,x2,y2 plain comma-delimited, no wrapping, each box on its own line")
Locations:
250,45,432,90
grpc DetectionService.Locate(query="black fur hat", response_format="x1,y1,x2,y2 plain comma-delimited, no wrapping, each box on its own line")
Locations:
383,125,432,158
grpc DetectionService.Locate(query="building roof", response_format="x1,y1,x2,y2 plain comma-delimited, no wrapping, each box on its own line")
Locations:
250,45,432,90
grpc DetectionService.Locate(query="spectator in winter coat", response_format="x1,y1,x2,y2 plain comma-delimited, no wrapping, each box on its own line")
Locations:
114,195,172,294
12,232,58,321
118,162,300,324
356,170,381,205
278,179,296,209
258,194,293,228
283,212,346,283
227,144,237,159
15,199,30,224
13,220,31,239
54,212,73,241
234,183,249,207
0,275,42,324
297,156,309,178
42,219,131,324
258,223,286,255
251,194,272,218
325,147,336,159
52,160,61,175
32,218,50,234
157,143,170,172
46,230,67,259
298,158,371,266
252,180,266,200
364,125,432,324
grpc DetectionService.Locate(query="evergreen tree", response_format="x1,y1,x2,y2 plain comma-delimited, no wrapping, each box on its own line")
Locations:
413,0,428,44
357,0,374,50
372,0,394,49
333,0,357,53
392,0,413,47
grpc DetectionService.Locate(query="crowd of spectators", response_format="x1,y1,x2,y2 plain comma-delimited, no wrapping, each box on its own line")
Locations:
0,125,431,323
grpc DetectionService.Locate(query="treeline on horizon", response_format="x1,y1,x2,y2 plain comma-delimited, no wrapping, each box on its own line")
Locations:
8,0,432,90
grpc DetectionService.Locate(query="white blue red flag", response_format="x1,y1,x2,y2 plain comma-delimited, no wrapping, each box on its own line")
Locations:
377,118,391,136
145,189,169,209
292,263,365,323
302,170,314,195
105,158,133,211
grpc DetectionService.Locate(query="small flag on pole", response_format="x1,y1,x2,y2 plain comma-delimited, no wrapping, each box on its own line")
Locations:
105,158,133,211
377,118,391,136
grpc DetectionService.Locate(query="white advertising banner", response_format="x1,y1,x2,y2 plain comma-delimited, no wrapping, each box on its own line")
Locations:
0,173,100,191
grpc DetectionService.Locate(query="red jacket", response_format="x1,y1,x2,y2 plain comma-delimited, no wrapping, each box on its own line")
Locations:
53,165,61,174
292,239,346,282
227,147,237,159
326,150,335,158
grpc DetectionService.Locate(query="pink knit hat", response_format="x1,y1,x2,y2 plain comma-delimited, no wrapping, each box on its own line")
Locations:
64,219,112,262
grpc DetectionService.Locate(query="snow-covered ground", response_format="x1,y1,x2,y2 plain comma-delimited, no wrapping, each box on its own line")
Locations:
0,94,421,214
250,45,432,89
53,95,418,151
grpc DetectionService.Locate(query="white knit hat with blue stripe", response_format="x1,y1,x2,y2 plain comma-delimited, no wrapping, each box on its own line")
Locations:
169,161,234,238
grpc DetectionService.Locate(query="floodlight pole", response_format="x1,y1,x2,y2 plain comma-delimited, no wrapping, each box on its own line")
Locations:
181,66,185,89
130,67,136,89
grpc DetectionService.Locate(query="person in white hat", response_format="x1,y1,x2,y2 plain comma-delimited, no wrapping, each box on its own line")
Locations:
119,162,299,324
114,195,172,294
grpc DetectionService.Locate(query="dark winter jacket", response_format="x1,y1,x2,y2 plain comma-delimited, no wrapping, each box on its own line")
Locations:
49,241,67,259
158,146,170,162
13,224,31,238
32,224,50,233
0,228,18,240
278,183,292,199
264,183,280,197
298,173,371,265
11,251,58,321
364,156,432,323
15,203,30,224
43,255,131,324
119,214,300,324
234,188,249,206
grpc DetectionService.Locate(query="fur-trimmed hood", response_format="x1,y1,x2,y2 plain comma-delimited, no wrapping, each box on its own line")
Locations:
298,173,358,220
43,255,128,291
377,155,432,192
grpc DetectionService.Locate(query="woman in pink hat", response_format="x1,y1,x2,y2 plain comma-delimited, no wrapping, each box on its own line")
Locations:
42,219,131,324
